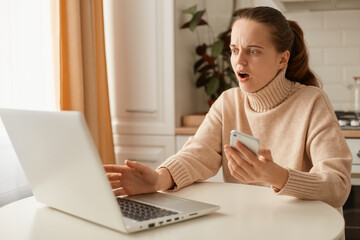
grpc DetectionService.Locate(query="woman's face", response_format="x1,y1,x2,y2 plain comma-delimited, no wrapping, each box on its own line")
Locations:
230,19,289,93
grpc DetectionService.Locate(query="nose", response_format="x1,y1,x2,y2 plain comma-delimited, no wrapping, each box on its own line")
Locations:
236,49,247,66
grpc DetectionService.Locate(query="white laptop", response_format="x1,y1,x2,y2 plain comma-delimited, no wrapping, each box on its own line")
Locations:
0,108,219,233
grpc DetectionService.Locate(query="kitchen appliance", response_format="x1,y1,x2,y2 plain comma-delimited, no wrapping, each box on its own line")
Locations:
335,111,360,130
336,110,360,239
344,186,360,240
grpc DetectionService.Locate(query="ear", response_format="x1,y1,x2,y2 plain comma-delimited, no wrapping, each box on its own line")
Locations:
277,50,290,70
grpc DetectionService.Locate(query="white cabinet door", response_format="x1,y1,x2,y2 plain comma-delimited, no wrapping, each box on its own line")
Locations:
103,0,174,135
114,135,175,169
346,138,360,166
347,138,360,178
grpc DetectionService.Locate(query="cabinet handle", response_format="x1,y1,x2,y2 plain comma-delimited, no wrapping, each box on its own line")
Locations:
128,159,158,162
126,109,156,114
357,150,360,158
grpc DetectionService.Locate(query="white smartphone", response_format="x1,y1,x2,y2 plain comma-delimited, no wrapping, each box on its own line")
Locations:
230,130,260,155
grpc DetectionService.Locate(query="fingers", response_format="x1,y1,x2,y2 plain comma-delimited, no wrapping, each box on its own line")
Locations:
125,160,149,174
224,145,251,180
224,143,270,183
258,149,272,163
104,162,143,196
110,181,122,189
227,155,249,182
104,161,146,174
234,141,257,164
106,173,122,190
224,144,253,169
113,188,127,196
225,142,276,185
104,164,127,173
104,162,138,177
106,173,122,181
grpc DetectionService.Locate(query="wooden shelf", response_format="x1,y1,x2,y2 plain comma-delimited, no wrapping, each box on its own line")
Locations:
181,113,206,127
176,114,205,135
175,127,199,135
342,130,360,138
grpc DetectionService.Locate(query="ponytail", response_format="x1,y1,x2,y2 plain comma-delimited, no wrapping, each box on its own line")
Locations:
286,21,320,87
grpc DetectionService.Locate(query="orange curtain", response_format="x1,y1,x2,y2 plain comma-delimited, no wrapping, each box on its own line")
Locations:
59,0,115,164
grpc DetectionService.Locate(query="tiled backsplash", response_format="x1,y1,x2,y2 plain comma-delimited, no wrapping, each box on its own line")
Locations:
285,10,360,111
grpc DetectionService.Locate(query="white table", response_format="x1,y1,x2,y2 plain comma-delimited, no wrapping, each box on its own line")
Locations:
0,182,344,240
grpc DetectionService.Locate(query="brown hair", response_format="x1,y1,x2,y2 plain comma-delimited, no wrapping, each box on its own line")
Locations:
235,7,320,87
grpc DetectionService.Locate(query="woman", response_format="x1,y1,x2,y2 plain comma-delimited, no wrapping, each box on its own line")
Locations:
105,6,352,209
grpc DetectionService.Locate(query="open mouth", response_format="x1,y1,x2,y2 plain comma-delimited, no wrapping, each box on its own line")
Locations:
237,72,250,81
239,73,249,78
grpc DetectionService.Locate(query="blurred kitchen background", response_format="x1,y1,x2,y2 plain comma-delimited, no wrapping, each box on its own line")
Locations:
1,1,360,238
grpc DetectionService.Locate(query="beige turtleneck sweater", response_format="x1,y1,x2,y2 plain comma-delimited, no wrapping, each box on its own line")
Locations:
159,68,352,208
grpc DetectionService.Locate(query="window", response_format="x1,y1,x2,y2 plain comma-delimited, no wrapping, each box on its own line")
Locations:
0,0,56,206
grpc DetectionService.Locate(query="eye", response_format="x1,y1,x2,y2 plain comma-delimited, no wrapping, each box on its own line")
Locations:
249,49,258,55
230,49,238,55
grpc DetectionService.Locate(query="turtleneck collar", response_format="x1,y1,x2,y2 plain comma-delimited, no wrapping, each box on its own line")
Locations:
242,67,294,113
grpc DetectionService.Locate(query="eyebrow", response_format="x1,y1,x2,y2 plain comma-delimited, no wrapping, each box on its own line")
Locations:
229,44,264,49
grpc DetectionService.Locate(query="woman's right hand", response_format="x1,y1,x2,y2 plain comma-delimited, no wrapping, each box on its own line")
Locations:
104,160,174,196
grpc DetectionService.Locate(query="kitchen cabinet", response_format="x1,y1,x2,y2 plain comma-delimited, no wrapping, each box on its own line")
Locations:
114,135,175,170
347,138,360,165
347,138,360,185
103,0,175,168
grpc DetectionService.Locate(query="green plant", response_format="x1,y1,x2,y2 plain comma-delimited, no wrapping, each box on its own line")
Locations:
181,5,239,104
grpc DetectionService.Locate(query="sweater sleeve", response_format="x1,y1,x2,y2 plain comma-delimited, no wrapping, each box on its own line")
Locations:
276,91,352,208
157,95,224,191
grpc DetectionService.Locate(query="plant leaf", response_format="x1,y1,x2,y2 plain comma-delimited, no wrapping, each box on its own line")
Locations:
194,58,205,73
202,54,215,67
211,41,224,58
205,76,220,95
183,5,197,15
180,22,190,29
196,44,207,56
218,30,231,52
197,64,212,73
189,10,206,32
198,19,208,26
196,73,210,88
226,68,238,86
181,20,207,30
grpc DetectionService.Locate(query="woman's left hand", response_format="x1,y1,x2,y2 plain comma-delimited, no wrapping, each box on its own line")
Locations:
224,142,288,190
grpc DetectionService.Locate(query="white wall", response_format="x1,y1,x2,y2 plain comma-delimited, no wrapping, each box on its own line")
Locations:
285,10,360,111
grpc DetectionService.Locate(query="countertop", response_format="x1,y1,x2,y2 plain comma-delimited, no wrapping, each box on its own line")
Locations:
176,127,360,138
175,114,360,138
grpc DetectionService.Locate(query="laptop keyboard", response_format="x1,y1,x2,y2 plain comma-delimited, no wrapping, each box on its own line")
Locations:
117,197,178,222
